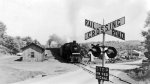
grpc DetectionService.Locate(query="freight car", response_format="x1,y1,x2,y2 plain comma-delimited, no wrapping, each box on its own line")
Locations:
60,41,82,63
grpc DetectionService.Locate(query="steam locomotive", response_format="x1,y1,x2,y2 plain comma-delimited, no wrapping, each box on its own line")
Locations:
60,41,82,63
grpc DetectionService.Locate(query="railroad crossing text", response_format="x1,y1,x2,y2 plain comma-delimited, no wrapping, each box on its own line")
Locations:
112,29,125,40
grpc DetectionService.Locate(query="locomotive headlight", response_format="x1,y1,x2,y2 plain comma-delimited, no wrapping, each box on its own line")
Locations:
73,46,78,51
74,47,77,50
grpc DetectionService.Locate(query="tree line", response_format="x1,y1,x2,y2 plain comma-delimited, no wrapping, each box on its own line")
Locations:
0,22,41,54
0,21,67,54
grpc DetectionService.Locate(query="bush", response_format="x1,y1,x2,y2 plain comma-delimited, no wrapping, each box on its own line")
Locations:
126,65,150,81
80,43,90,57
0,45,10,54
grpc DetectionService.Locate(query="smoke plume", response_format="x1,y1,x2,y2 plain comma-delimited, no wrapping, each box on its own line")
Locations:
67,0,82,41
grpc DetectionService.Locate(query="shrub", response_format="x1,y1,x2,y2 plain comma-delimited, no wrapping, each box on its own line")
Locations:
126,65,150,81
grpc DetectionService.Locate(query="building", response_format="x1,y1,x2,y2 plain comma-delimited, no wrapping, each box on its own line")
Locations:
21,43,45,62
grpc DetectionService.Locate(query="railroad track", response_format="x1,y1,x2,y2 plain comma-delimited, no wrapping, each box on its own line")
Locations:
74,62,95,75
74,63,114,83
74,63,132,84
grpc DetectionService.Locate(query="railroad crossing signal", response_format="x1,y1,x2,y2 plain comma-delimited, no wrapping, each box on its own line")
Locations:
105,47,117,58
84,17,125,84
89,44,101,57
85,17,125,40
90,45,118,58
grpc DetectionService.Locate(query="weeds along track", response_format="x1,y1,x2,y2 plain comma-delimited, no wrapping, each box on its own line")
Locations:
74,63,132,84
109,74,132,84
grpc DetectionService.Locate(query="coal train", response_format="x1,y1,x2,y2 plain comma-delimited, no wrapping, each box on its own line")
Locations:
60,41,82,63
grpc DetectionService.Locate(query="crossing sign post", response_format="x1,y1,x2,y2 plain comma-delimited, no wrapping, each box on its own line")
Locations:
84,17,125,84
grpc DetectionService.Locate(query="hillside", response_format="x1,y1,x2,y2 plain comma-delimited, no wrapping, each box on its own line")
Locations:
80,40,143,50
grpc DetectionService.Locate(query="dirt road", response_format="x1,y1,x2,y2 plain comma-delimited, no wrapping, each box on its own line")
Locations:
14,59,143,84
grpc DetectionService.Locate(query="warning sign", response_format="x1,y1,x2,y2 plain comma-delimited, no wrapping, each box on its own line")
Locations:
96,66,109,81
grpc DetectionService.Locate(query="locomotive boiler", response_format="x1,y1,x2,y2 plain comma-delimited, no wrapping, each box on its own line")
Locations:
60,41,82,63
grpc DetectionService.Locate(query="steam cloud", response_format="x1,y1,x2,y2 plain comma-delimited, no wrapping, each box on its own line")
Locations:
67,0,82,41
47,34,67,47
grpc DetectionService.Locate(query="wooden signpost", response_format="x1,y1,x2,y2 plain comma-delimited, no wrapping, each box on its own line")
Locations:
84,17,125,84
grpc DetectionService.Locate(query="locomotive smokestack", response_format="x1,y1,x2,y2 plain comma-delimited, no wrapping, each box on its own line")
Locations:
73,40,76,44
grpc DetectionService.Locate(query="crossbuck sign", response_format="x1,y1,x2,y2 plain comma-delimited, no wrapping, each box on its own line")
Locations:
84,17,125,84
85,17,125,40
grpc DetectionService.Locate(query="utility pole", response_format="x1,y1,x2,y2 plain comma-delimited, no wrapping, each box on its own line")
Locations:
102,19,105,84
99,19,105,84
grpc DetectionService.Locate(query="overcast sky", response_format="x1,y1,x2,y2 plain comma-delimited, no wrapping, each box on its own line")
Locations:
0,0,150,44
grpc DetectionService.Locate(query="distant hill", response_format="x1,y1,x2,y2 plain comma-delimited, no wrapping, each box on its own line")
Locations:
124,40,142,45
80,40,143,51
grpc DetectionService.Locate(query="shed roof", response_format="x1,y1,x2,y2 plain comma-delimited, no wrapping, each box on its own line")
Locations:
21,43,45,51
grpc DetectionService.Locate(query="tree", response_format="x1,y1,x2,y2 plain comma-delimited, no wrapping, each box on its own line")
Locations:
3,36,20,54
15,36,26,50
22,36,33,46
33,39,42,46
142,11,150,60
0,21,6,45
80,43,90,57
0,21,6,38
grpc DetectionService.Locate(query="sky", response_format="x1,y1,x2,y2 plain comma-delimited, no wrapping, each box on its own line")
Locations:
0,0,150,45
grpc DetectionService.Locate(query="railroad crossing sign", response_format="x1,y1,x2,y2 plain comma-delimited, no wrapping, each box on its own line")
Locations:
85,17,125,40
84,17,125,84
96,66,109,81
